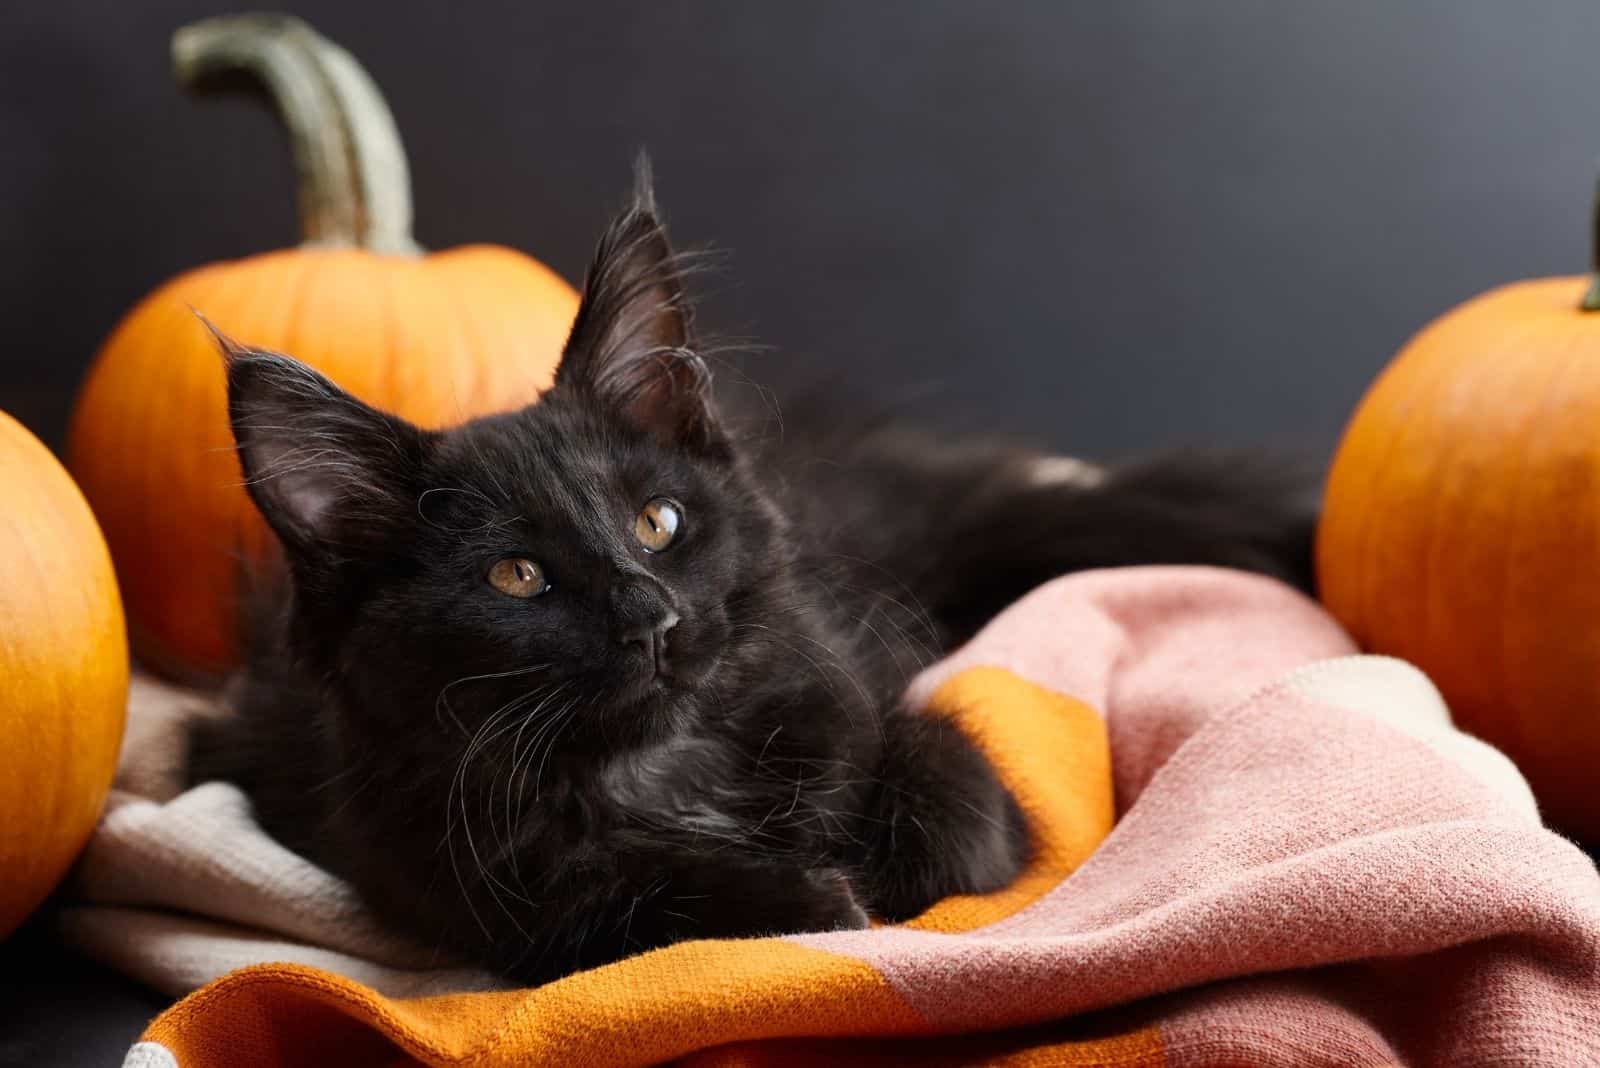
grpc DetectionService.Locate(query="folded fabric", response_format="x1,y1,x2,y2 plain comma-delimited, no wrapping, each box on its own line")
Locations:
62,566,1600,1067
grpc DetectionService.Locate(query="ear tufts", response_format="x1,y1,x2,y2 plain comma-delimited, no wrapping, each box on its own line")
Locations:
631,149,659,218
192,308,249,366
222,342,429,563
554,159,726,453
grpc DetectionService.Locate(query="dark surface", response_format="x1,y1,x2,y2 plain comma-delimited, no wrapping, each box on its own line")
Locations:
0,918,167,1068
6,2,1600,1063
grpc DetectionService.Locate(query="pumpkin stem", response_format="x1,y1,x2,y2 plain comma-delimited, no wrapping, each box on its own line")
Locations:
172,14,421,255
1586,174,1600,311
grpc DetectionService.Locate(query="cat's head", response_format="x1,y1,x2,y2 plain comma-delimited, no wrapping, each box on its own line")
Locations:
224,164,796,752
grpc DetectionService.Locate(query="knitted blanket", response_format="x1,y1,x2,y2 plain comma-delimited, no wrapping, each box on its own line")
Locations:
64,567,1600,1067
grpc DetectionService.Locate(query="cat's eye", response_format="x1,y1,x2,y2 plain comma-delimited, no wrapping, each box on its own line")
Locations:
487,557,548,598
634,497,683,553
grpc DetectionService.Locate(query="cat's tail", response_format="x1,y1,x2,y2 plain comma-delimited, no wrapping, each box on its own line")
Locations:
910,447,1321,641
1079,450,1318,584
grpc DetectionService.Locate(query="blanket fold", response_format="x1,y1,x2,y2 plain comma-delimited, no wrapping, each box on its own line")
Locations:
63,567,1600,1067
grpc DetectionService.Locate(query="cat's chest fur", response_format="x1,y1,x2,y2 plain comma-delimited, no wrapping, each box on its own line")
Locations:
588,659,887,848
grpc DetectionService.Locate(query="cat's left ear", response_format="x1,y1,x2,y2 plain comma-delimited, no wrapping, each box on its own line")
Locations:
217,332,431,567
556,156,724,454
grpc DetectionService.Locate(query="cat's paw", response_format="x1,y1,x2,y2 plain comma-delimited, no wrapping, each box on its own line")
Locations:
860,713,1032,923
798,868,871,931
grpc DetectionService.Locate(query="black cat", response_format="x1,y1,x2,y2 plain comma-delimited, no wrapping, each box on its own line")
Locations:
190,164,1315,983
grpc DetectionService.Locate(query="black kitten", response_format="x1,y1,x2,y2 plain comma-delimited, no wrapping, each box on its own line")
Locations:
190,165,1315,983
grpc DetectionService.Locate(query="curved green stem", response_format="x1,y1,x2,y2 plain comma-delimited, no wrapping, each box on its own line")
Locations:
172,13,421,255
1585,175,1600,311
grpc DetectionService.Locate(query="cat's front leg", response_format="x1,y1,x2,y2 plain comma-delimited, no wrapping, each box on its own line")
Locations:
655,860,870,938
502,855,869,983
855,706,1029,922
609,854,868,950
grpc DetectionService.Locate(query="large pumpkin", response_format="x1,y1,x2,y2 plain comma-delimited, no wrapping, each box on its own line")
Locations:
0,411,128,938
69,15,579,682
1318,184,1600,841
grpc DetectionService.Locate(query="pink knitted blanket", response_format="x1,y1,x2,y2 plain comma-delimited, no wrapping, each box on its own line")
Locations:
71,567,1600,1066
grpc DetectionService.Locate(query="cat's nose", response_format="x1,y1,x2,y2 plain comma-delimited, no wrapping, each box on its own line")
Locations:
621,611,680,676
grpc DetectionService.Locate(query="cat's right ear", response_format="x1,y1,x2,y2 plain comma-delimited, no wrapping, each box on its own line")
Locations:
555,156,725,455
219,335,430,562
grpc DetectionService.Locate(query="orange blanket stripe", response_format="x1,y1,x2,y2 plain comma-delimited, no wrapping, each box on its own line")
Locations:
140,666,1150,1067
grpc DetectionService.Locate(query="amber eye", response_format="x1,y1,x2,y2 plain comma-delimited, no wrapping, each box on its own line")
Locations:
634,497,683,553
487,557,548,598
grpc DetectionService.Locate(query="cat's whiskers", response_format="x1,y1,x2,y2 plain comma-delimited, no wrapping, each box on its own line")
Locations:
444,702,526,943
530,695,595,802
500,684,573,814
729,580,938,692
473,685,566,855
842,607,921,692
497,682,578,878
837,582,941,671
499,692,595,906
731,623,850,710
443,683,567,943
434,662,555,734
825,552,941,642
730,622,878,736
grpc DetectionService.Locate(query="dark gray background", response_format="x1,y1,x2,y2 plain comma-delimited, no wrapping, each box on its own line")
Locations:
8,2,1600,461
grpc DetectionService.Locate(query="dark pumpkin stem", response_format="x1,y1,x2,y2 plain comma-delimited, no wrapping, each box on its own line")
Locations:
172,13,421,255
1586,174,1600,311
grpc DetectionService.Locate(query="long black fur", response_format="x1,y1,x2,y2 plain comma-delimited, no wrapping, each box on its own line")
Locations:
189,163,1316,983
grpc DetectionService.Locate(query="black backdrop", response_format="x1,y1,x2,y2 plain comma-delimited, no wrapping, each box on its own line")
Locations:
8,5,1600,1058
7,1,1600,458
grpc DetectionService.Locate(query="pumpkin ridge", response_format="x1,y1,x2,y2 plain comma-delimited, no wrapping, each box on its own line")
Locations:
1496,312,1597,812
434,258,496,418
1414,311,1561,690
111,270,230,675
373,256,404,425
279,249,329,363
1349,306,1499,650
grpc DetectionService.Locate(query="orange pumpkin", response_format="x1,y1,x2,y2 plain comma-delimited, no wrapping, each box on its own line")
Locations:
69,15,579,682
1318,184,1600,841
0,411,128,938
